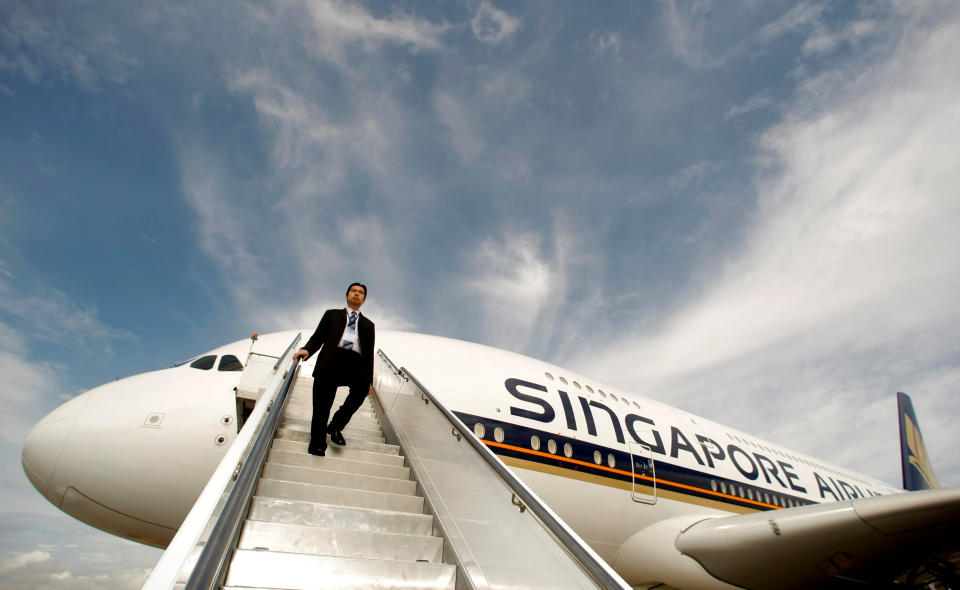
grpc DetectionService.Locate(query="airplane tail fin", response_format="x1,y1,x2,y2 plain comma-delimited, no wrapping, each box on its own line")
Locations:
897,391,940,491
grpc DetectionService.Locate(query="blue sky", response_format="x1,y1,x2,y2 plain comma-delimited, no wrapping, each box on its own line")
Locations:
2,1,959,587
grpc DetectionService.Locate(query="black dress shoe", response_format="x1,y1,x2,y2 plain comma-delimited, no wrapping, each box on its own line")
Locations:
329,430,346,446
307,446,325,456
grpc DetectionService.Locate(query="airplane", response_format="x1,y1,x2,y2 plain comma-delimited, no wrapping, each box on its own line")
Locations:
21,329,960,589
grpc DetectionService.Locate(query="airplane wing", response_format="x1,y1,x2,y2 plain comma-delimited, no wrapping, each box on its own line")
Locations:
671,487,960,589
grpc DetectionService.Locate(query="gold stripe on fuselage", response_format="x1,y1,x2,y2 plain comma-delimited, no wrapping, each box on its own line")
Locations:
489,440,774,514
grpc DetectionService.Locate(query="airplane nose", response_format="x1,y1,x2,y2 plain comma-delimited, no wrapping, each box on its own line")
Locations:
22,393,90,502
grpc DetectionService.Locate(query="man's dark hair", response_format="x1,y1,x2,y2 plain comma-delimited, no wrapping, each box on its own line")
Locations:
347,282,367,297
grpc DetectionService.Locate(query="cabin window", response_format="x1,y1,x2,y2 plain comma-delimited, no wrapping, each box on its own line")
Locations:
607,453,616,468
563,443,573,458
559,377,568,385
764,492,771,504
547,439,558,455
530,435,541,451
593,450,602,465
190,355,217,370
599,390,607,399
720,482,727,494
218,355,243,372
585,385,594,393
747,488,754,501
632,401,641,409
494,427,505,443
474,423,486,438
573,381,582,390
544,372,554,381
710,480,718,492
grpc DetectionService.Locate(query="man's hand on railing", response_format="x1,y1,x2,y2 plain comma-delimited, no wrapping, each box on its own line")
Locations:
293,349,308,362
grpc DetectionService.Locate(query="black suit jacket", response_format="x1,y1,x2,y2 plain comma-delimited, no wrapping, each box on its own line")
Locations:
302,308,375,384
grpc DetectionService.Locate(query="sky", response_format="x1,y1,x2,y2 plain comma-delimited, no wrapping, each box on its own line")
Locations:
1,0,959,587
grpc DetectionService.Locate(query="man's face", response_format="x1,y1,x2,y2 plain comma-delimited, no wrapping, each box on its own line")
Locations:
346,285,366,308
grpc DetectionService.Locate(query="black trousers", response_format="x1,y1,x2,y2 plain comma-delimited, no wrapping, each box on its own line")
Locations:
310,347,368,450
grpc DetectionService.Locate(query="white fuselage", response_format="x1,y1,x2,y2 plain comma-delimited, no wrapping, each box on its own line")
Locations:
22,330,899,559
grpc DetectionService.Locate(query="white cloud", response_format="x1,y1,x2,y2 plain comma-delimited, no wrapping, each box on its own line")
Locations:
660,0,725,69
723,94,775,121
668,161,720,191
802,19,880,56
0,330,60,445
589,30,622,58
0,1,140,91
0,550,51,573
0,263,135,352
579,5,960,485
299,0,448,65
462,214,596,356
434,91,486,164
465,231,555,351
662,1,872,70
176,142,267,290
755,2,826,45
470,1,520,45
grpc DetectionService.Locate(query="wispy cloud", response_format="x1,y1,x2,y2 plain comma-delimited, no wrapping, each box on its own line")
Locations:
0,266,135,352
295,0,449,67
0,550,51,574
0,1,140,91
668,161,720,191
723,94,775,122
588,30,622,59
462,214,600,357
661,0,726,69
580,4,960,484
661,1,877,70
470,1,520,45
434,91,486,164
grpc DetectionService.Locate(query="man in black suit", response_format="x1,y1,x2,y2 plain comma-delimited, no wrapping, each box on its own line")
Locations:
293,283,375,456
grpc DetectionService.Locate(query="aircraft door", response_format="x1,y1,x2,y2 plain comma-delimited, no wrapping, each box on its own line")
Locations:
629,442,656,504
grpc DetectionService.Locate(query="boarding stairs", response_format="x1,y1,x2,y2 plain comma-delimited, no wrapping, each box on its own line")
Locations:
225,379,454,589
142,333,630,590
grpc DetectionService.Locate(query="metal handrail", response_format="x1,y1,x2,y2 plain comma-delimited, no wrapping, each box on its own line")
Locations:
184,337,302,590
381,351,631,590
274,336,301,370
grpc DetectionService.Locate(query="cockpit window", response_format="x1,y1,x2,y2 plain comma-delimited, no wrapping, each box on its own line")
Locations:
190,355,217,370
218,355,243,372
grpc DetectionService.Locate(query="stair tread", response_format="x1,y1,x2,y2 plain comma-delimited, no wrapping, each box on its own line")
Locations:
225,549,455,590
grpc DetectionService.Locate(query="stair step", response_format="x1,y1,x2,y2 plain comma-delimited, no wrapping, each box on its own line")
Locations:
237,520,443,562
268,449,409,479
280,417,384,439
224,549,455,590
248,497,434,536
277,423,386,443
271,439,404,466
275,429,398,454
257,478,424,513
288,387,373,402
282,407,381,430
284,402,379,423
261,463,417,496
